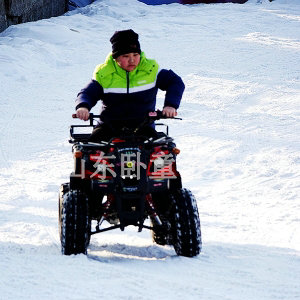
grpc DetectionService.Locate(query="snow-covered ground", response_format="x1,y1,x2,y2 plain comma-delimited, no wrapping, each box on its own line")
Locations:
0,0,300,299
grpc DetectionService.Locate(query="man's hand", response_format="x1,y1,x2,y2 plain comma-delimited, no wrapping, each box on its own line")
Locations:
76,107,90,121
162,106,177,118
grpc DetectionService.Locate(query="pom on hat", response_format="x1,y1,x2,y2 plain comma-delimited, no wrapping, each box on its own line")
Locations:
110,29,141,59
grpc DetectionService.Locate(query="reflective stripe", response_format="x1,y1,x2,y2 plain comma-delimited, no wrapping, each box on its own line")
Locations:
130,82,156,93
103,87,127,94
103,81,156,94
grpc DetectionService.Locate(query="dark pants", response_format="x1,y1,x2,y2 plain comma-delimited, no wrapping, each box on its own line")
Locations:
89,122,158,142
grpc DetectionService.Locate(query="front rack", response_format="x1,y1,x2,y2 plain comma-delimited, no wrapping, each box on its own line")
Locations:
69,125,93,143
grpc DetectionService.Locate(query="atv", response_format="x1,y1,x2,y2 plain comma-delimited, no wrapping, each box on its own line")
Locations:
59,111,202,257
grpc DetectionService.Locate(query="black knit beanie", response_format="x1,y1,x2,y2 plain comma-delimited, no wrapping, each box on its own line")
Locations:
110,29,141,59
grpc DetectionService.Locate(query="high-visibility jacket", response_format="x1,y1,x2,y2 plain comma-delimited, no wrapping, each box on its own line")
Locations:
76,52,185,126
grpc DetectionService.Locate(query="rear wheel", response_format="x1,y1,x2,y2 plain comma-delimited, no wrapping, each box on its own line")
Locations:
170,188,202,257
59,183,69,239
59,186,91,255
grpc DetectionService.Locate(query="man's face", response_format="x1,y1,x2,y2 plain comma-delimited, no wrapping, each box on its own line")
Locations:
116,53,140,72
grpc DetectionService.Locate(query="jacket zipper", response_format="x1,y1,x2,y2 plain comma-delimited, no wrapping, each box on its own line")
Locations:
126,71,129,94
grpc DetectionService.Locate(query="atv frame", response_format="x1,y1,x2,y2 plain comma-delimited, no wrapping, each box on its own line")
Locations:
59,112,202,257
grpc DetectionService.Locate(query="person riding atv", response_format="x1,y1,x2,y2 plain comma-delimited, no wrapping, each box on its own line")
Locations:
75,29,185,142
59,29,201,257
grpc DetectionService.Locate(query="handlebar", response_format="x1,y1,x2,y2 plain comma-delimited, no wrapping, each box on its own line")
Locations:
72,111,182,122
70,111,181,141
147,110,182,121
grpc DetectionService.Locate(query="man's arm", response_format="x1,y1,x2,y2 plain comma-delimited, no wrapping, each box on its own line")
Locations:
156,69,185,114
75,79,103,119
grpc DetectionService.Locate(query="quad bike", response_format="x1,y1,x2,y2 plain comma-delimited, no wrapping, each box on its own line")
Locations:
59,111,202,257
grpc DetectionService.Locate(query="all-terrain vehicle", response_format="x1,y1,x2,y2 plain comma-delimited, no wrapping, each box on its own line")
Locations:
59,111,202,257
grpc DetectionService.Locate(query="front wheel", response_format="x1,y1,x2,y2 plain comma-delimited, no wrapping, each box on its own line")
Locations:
170,188,202,257
59,186,91,255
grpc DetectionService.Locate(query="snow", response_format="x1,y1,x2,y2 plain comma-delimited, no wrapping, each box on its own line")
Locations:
0,0,300,298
